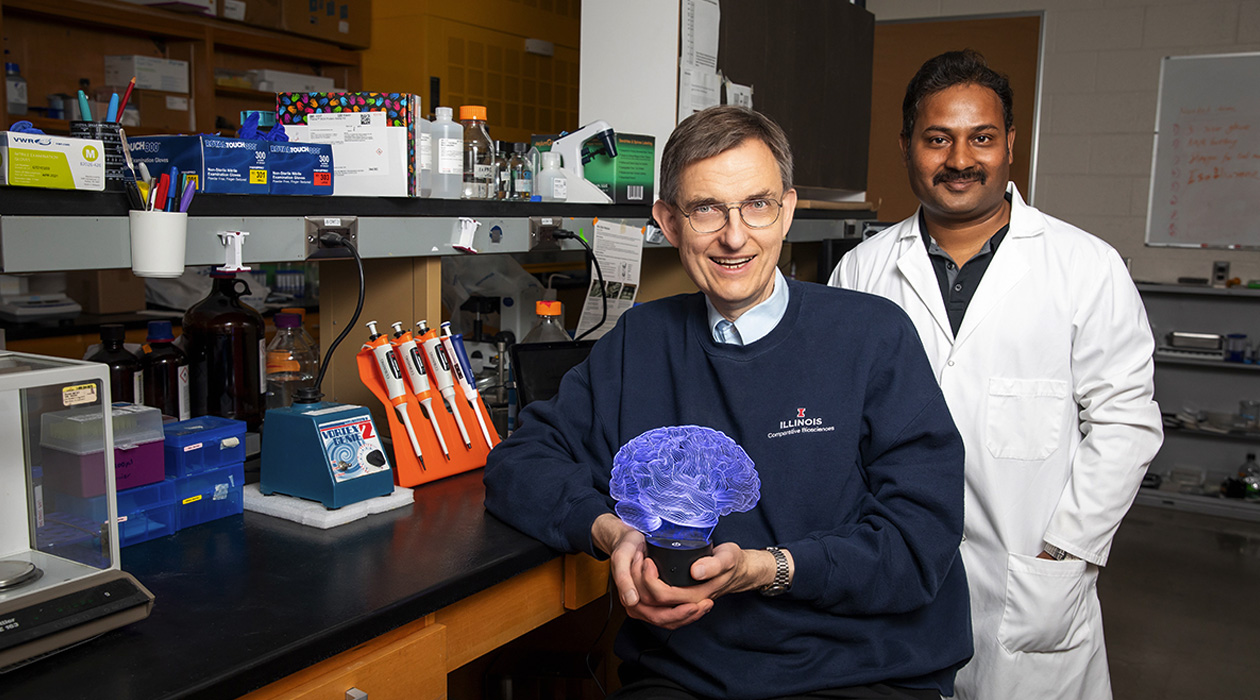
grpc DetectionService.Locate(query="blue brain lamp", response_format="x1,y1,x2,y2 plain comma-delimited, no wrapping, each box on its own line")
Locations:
610,425,760,586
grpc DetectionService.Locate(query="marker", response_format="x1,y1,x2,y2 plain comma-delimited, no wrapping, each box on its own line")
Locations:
105,93,119,123
165,166,179,212
178,180,196,213
77,90,92,122
391,321,449,459
366,321,425,467
117,77,136,117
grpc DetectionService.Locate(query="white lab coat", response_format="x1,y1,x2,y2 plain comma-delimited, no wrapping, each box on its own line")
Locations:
831,184,1162,700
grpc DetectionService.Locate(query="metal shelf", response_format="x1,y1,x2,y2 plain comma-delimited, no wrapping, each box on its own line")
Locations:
1154,355,1260,371
1134,489,1260,523
1137,282,1260,298
0,190,865,272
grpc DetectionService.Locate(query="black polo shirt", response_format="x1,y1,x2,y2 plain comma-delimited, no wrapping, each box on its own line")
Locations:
918,194,1011,336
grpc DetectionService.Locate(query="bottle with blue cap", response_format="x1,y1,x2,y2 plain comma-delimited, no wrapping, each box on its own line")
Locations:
140,320,190,421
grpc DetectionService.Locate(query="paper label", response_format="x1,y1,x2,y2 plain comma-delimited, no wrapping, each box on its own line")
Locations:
317,414,391,482
182,494,202,505
249,168,267,184
134,374,144,402
62,383,98,406
553,177,568,200
183,442,204,452
259,339,267,393
437,138,462,174
178,366,190,420
419,133,432,170
307,112,390,178
166,96,190,111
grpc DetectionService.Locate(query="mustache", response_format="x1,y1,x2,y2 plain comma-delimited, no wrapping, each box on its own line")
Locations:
934,167,987,186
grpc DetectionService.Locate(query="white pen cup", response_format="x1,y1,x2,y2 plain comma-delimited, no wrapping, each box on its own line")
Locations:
129,210,188,278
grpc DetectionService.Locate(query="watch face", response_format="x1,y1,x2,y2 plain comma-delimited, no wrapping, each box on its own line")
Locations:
760,583,789,597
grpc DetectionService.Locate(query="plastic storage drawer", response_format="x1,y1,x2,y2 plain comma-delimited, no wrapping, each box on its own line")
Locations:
164,415,247,478
174,462,244,530
46,479,178,548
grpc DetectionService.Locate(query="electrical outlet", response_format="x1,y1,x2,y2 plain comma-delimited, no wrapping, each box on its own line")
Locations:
529,216,561,251
304,215,358,259
1213,260,1230,287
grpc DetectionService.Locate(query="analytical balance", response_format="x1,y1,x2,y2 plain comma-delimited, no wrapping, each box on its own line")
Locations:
0,352,153,669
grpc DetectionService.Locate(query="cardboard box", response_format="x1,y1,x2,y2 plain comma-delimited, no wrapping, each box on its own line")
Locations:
128,135,269,195
278,92,417,196
104,55,190,94
0,132,106,191
218,0,281,29
65,269,147,314
268,141,334,195
249,69,335,93
135,90,194,132
584,133,656,204
280,0,370,49
531,132,657,204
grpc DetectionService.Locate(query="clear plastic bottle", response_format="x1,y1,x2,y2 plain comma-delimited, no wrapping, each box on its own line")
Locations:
183,271,265,429
5,62,27,116
520,301,570,343
459,105,494,200
280,306,319,359
140,320,190,421
417,110,433,198
265,313,319,411
87,323,142,403
431,107,463,199
510,142,533,201
493,140,512,200
536,151,568,202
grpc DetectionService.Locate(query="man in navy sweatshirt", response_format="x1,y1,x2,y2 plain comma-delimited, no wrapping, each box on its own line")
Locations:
484,105,972,700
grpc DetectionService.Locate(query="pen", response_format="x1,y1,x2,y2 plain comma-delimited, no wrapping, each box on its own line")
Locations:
77,90,93,122
117,77,136,117
178,180,196,213
165,167,178,212
125,179,145,210
105,93,119,123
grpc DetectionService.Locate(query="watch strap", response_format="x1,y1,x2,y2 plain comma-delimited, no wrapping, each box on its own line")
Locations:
760,546,791,596
1043,543,1079,561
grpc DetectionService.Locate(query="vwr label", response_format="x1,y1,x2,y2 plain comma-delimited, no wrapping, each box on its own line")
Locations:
62,383,98,406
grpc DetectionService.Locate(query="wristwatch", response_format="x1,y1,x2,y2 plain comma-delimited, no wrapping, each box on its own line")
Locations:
1042,543,1080,561
760,546,791,597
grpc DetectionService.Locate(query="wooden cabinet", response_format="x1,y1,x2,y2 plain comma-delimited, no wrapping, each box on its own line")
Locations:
0,0,361,136
364,0,580,143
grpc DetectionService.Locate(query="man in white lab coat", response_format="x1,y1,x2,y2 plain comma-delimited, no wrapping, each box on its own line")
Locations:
830,50,1163,700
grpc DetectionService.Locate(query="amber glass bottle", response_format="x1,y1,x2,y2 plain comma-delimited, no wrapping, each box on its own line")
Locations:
183,271,265,429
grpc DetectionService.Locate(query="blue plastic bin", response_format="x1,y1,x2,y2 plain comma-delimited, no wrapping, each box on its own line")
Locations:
164,416,247,478
174,462,244,531
117,479,178,547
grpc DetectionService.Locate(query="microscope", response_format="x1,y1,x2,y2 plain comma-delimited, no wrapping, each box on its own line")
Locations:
549,120,618,204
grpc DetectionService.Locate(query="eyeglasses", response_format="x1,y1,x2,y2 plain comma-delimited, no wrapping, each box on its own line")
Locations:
678,197,783,234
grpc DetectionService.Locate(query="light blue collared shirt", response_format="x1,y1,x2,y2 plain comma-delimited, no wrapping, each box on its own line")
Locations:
705,268,790,346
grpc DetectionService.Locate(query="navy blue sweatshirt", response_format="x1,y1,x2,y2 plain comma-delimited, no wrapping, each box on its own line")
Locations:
484,281,972,698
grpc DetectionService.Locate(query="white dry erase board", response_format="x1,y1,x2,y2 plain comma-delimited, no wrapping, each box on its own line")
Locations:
1146,53,1260,249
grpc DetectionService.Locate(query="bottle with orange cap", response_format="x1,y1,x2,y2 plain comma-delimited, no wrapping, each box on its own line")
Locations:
459,104,494,200
521,300,570,343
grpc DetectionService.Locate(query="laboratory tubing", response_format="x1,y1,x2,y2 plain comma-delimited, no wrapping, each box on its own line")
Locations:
536,151,568,202
366,321,425,465
87,323,142,403
459,105,494,200
392,321,449,459
431,107,463,199
521,300,570,343
140,320,190,421
264,313,318,411
510,142,533,201
5,61,27,116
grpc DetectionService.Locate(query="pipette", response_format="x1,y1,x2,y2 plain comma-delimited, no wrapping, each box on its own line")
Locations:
440,321,495,447
417,320,472,449
390,321,449,459
366,320,424,467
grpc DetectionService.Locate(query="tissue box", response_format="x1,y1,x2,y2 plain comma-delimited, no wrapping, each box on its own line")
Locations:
277,91,418,196
0,132,106,191
128,135,269,194
268,140,334,195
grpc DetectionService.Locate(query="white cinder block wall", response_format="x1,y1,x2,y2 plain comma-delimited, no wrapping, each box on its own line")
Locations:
867,0,1260,283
